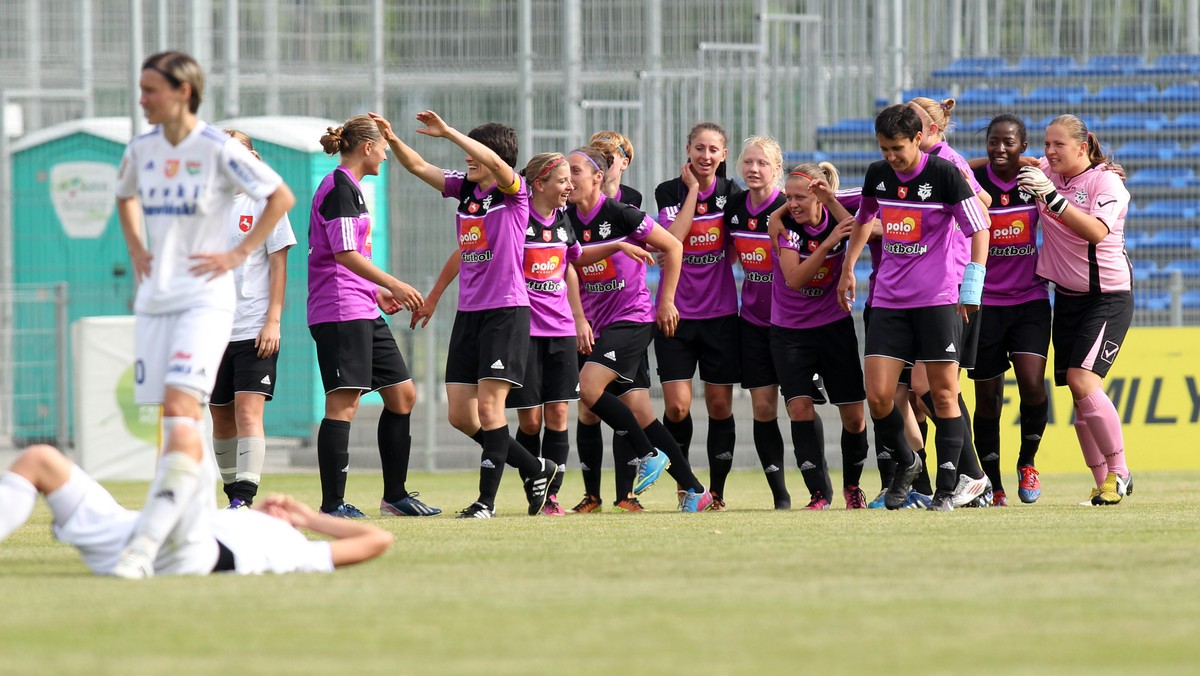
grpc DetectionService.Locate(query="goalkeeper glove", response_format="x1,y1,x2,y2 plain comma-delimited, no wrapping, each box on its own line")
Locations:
1018,166,1068,216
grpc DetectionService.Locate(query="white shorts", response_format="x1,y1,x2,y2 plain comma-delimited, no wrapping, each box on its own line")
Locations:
135,307,234,405
49,466,218,576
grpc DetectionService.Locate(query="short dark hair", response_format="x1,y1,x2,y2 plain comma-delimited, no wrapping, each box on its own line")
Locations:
987,113,1028,145
875,104,922,140
467,123,518,168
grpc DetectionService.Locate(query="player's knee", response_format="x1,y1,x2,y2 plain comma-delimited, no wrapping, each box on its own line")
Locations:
751,400,776,421
663,402,690,421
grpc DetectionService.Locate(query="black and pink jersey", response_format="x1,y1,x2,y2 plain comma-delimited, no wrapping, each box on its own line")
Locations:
523,209,581,338
441,171,530,311
772,205,852,329
855,153,990,309
615,184,643,209
972,164,1048,305
654,176,744,318
929,141,986,277
726,189,786,327
568,194,657,333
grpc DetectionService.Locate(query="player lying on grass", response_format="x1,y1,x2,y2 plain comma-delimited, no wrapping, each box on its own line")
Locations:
0,423,392,578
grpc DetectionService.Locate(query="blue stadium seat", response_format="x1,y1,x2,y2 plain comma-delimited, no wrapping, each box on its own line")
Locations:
827,150,881,163
1182,290,1200,310
1116,141,1182,160
902,88,952,102
1022,86,1090,105
1005,56,1077,77
1072,54,1145,75
963,116,992,133
783,151,827,164
1087,84,1159,104
1035,114,1101,131
1125,166,1194,186
959,87,1022,106
840,176,866,190
1160,83,1200,102
1095,113,1168,131
853,260,873,279
1144,54,1200,75
1166,113,1200,130
1134,289,1170,311
931,57,1008,79
1137,228,1200,249
1163,259,1200,278
1124,229,1149,250
816,118,874,136
1139,201,1200,219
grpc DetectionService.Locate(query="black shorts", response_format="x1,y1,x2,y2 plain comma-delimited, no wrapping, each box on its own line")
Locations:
959,308,982,371
1051,291,1133,387
739,319,778,390
865,304,914,387
586,321,654,388
310,317,411,394
654,314,741,385
445,306,530,387
770,317,866,405
210,339,278,406
969,299,1052,381
577,348,650,398
864,305,963,364
506,336,579,409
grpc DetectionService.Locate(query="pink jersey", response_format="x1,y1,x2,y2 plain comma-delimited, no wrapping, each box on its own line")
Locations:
973,164,1049,305
930,141,985,278
654,176,742,318
442,171,531,311
1034,159,1132,293
307,166,381,325
523,208,582,338
726,189,785,327
771,206,851,330
569,194,657,333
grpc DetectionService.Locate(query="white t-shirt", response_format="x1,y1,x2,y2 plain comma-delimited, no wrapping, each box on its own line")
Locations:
116,122,284,315
228,193,297,340
209,509,335,575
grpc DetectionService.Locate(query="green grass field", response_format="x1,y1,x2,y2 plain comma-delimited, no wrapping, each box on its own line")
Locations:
2,468,1198,674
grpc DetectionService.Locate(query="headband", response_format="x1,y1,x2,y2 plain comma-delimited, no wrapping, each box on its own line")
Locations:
145,65,182,88
571,151,602,172
534,156,566,181
789,171,816,181
594,136,628,158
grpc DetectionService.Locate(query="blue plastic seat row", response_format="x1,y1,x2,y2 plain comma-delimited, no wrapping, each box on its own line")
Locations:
1134,289,1200,311
1133,259,1200,281
1124,228,1200,250
933,54,1200,79
955,83,1200,107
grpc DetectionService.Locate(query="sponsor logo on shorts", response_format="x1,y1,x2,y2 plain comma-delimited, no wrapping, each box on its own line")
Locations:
938,462,955,470
603,351,617,361
1101,340,1120,364
491,359,505,369
261,375,271,385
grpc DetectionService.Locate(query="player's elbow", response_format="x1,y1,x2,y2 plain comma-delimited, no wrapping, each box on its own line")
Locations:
270,183,296,212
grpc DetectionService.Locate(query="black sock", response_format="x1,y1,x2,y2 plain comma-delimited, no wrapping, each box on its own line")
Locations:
589,391,655,455
613,432,636,499
840,428,869,488
506,435,543,475
663,412,693,461
974,415,1004,493
1017,400,1049,467
707,416,736,496
874,423,897,491
316,418,351,512
477,426,510,509
753,419,789,501
791,420,827,498
378,409,411,503
513,428,542,479
228,479,259,503
931,415,965,493
870,406,915,467
913,448,933,495
955,394,983,478
922,392,983,483
917,419,929,448
643,420,703,492
576,421,603,498
543,429,569,496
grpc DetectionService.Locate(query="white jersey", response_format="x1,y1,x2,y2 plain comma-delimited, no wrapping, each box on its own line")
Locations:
209,510,334,575
116,122,284,315
228,193,297,341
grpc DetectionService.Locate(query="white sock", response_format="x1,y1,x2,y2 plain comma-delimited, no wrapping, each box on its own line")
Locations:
126,452,202,559
0,472,38,541
236,437,266,486
213,437,237,484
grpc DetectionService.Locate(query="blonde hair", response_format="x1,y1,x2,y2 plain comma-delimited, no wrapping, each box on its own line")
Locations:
737,136,784,188
787,161,841,193
224,129,261,160
589,131,635,164
1048,114,1110,166
521,152,567,185
909,96,957,136
319,115,381,156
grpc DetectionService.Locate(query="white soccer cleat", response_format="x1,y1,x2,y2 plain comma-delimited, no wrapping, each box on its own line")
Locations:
110,545,155,579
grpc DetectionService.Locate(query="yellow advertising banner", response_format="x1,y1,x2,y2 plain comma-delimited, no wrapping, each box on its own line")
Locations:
960,327,1200,473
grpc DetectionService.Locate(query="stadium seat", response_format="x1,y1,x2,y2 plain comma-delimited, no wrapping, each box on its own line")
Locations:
1115,140,1182,160
1035,114,1101,130
1137,228,1200,249
931,57,1008,79
1181,290,1200,310
1124,229,1150,250
783,151,827,164
1159,83,1200,102
1072,54,1146,75
1166,113,1200,130
959,87,1022,106
1125,166,1194,186
902,87,952,102
1087,84,1159,104
1093,113,1164,131
1022,86,1090,105
1139,201,1200,219
1144,53,1200,75
1004,56,1077,77
1163,259,1200,278
816,118,874,137
826,150,880,163
1134,290,1171,311
1132,261,1159,282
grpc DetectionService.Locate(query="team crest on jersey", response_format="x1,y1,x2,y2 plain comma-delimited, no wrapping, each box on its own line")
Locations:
806,239,820,253
598,222,612,238
186,161,201,175
1019,190,1033,203
748,217,758,231
917,183,933,201
238,215,253,233
556,227,567,241
164,160,180,178
1000,193,1010,206
897,186,908,199
542,229,552,242
583,230,592,242
481,195,494,210
1074,189,1089,205
468,202,480,214
716,196,727,209
697,203,708,215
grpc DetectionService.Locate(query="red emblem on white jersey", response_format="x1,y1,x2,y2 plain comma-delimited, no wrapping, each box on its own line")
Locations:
1000,193,1010,206
238,215,253,233
165,160,180,178
897,186,908,199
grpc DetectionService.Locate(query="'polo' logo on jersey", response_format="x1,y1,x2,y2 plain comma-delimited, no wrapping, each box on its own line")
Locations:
734,238,772,272
238,215,253,233
1000,193,1010,206
685,222,722,252
580,257,616,281
990,212,1030,244
459,218,488,250
883,208,922,242
525,247,565,281
917,183,933,200
897,186,908,199
807,265,834,287
164,160,180,178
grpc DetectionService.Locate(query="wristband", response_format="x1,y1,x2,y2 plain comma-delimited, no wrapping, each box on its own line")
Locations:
960,262,986,306
1044,190,1068,216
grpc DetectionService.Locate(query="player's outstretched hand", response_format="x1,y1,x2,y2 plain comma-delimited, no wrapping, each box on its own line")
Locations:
410,297,437,329
376,287,403,315
368,112,400,143
415,111,451,138
807,177,834,202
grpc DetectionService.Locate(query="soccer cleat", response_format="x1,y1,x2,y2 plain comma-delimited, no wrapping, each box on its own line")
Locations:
901,491,933,509
227,498,250,510
541,495,566,516
885,454,924,510
950,474,991,508
321,502,368,519
707,492,727,511
774,495,792,510
844,485,867,509
111,544,154,579
613,496,647,512
1017,465,1042,503
524,459,560,516
570,494,602,513
991,490,1008,507
633,451,670,495
380,492,442,517
803,493,830,511
1079,487,1103,506
867,489,888,509
456,501,494,518
680,487,714,513
676,484,687,508
927,491,955,512
1092,472,1129,506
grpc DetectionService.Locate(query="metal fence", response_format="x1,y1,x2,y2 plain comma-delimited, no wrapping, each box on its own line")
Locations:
2,0,1199,456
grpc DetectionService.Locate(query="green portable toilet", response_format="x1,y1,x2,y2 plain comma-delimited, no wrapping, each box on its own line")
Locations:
9,117,134,444
215,116,391,436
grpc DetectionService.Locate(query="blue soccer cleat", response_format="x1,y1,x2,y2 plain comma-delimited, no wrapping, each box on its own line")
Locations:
1017,465,1041,504
900,491,932,509
633,450,670,495
867,489,888,509
680,487,713,513
321,502,368,519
